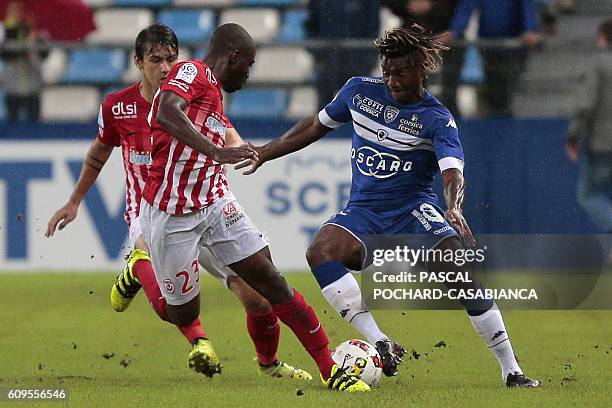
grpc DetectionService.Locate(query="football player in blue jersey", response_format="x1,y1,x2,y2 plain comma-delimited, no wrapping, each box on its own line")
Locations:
238,25,539,387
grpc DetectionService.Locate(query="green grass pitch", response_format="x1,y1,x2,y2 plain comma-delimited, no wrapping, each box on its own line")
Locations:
1,272,611,407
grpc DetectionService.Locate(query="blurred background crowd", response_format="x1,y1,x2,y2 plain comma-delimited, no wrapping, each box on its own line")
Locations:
0,0,606,123
0,0,610,249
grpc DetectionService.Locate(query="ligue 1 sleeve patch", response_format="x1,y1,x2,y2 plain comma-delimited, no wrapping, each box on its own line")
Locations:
175,62,198,84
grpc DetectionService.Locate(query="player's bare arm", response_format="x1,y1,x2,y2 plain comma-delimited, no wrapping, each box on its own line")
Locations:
236,115,331,174
45,139,114,237
441,168,476,246
225,127,244,147
156,90,257,164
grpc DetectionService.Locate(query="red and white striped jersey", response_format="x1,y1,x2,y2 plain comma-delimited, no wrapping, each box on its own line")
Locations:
97,82,152,227
143,60,231,215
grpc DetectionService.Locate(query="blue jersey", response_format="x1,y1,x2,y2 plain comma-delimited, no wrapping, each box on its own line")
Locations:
318,76,464,210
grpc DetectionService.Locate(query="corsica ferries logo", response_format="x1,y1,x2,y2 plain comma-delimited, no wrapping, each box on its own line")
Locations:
351,146,412,179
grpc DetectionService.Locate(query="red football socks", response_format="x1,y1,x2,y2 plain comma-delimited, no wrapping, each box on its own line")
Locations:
177,319,207,344
271,290,334,379
132,258,170,322
247,311,280,366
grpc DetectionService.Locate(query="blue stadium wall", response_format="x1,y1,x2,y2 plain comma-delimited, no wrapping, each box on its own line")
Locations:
0,118,597,270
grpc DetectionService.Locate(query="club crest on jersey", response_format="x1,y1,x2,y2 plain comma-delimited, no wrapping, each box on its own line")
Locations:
383,106,399,123
176,63,197,84
377,129,389,141
351,146,412,179
420,204,445,223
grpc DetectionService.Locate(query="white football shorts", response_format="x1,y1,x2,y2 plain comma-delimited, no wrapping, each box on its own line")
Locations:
140,192,269,305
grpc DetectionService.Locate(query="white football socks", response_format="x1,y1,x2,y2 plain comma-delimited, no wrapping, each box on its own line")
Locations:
321,272,388,345
469,304,523,380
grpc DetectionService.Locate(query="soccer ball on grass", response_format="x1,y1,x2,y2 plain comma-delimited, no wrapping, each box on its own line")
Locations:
331,339,383,386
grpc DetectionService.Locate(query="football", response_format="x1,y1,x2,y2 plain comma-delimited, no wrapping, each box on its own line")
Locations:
331,339,384,386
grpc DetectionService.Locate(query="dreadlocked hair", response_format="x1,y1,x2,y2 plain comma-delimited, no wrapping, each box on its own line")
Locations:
374,24,449,71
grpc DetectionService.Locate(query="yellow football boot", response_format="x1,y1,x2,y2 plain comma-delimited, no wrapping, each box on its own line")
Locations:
322,365,370,392
110,249,148,312
257,359,313,381
188,338,222,378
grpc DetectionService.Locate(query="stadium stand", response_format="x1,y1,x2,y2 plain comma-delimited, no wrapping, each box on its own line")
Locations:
3,0,606,121
115,0,173,7
0,93,5,121
460,47,485,84
82,0,113,7
63,49,126,84
250,47,313,84
174,0,236,6
219,8,280,43
227,88,288,118
238,0,299,6
41,86,100,122
286,86,318,119
157,9,216,46
42,49,68,85
87,8,154,45
277,9,307,42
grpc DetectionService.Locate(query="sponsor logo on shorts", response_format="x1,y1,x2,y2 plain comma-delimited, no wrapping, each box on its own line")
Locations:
223,201,237,216
411,209,432,231
163,279,175,294
420,204,445,223
224,201,245,228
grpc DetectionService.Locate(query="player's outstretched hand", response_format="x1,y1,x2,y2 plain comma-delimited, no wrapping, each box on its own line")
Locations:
444,208,476,247
45,202,78,237
234,144,264,175
213,143,258,165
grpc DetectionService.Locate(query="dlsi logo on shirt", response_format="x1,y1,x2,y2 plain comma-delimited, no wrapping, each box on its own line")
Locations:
351,146,412,179
111,102,137,119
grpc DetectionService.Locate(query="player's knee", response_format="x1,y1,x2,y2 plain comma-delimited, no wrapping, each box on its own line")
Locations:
133,235,149,252
229,276,273,314
242,295,272,315
306,241,334,267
